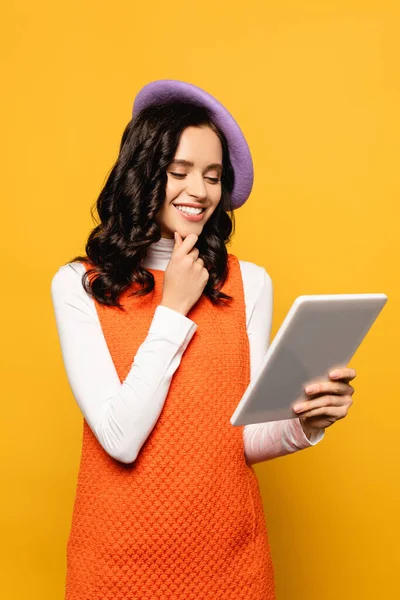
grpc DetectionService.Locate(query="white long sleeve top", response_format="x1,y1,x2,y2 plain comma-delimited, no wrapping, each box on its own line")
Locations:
50,237,324,465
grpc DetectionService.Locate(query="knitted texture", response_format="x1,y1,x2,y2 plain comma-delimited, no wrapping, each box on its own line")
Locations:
65,254,275,599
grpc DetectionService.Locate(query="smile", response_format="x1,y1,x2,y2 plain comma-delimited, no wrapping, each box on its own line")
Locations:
173,204,206,222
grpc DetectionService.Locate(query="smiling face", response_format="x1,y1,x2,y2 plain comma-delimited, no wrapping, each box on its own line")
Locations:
156,125,223,239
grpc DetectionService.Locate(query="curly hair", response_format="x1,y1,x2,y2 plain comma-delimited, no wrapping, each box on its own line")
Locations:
69,102,236,310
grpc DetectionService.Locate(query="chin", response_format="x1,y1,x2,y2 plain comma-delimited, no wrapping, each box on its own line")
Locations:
179,224,204,239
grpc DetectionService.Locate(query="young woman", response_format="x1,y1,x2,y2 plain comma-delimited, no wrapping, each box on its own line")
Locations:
51,80,355,599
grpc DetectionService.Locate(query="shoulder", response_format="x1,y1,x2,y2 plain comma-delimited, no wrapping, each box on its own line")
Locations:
50,261,87,296
237,260,273,328
237,258,273,299
50,261,96,314
226,255,273,321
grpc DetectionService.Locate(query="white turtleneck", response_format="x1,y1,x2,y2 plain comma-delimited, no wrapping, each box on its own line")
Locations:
50,238,323,465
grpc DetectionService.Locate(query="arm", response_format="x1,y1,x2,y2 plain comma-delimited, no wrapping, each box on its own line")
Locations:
50,263,197,464
243,266,324,466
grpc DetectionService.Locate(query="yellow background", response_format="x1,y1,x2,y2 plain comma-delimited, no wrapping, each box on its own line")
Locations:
1,1,398,598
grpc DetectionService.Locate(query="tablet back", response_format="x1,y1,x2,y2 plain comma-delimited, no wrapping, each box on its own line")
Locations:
230,294,388,426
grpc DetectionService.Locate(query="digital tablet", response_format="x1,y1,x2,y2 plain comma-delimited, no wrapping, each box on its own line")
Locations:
230,293,388,426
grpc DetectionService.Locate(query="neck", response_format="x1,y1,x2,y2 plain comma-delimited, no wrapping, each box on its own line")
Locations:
142,237,175,271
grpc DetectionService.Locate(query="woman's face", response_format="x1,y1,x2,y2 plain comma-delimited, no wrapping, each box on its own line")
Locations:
156,125,223,239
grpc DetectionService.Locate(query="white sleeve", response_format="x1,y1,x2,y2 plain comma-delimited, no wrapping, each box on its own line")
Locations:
50,263,197,464
243,266,324,466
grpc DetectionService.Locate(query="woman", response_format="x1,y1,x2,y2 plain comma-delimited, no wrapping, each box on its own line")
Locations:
51,80,355,599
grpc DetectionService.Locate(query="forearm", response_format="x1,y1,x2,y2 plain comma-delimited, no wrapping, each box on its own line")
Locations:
243,418,324,466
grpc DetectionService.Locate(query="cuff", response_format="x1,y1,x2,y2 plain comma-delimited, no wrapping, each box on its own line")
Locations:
293,418,325,447
149,304,197,348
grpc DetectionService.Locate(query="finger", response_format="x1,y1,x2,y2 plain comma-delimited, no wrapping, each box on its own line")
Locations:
176,233,198,257
294,394,353,414
195,257,204,268
187,248,200,262
329,367,357,382
296,404,349,420
173,231,183,252
305,381,354,397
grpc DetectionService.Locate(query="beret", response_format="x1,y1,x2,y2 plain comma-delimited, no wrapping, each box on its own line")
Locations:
132,80,253,209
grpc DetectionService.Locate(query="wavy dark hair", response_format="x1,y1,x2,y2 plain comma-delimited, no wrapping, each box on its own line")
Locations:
69,101,237,310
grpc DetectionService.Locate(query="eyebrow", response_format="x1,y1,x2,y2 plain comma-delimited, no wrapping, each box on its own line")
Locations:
169,159,223,172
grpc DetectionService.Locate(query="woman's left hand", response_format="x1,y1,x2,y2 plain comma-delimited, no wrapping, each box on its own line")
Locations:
293,367,356,438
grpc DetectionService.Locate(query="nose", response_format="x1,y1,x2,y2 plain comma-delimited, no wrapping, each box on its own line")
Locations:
186,173,207,200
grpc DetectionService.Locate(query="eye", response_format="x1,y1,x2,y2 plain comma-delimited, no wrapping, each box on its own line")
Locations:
205,177,220,184
169,172,186,179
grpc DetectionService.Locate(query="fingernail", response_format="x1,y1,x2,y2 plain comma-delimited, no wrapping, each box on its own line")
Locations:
330,370,340,378
293,404,304,413
305,385,317,394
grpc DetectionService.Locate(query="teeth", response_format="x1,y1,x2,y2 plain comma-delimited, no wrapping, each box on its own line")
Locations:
175,205,203,215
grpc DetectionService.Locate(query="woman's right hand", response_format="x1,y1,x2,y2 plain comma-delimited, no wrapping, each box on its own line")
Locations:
160,232,209,316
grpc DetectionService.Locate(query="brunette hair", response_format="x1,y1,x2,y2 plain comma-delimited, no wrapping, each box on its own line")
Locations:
69,102,236,309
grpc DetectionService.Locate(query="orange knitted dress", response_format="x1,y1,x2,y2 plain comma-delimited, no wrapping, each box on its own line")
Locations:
65,253,276,599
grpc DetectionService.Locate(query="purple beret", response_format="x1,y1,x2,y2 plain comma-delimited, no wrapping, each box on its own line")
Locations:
132,80,253,209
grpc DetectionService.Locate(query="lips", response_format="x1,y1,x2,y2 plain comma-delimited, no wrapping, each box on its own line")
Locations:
173,204,205,222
